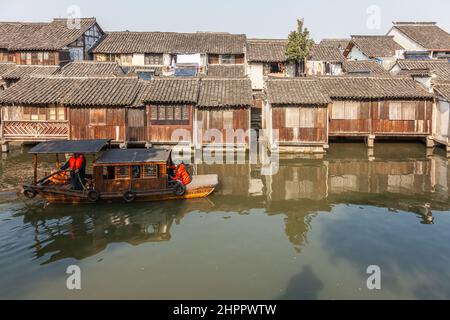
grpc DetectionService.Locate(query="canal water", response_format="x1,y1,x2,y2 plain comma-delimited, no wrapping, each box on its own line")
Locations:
1,142,450,299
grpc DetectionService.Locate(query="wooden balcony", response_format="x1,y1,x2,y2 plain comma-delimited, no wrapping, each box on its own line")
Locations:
2,120,69,141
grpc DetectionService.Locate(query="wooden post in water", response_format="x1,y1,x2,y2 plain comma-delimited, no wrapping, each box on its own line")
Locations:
32,154,37,185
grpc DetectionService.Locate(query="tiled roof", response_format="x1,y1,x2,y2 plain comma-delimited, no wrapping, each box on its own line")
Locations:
343,60,389,75
267,76,432,103
0,62,17,77
434,84,450,101
139,77,200,104
246,39,288,62
392,22,450,51
0,18,98,50
266,79,330,105
0,64,60,80
318,76,433,99
198,78,253,108
91,31,246,54
60,77,140,106
207,65,246,77
308,44,345,63
0,76,141,106
394,60,450,80
346,35,403,58
319,38,351,51
56,61,124,77
0,77,76,104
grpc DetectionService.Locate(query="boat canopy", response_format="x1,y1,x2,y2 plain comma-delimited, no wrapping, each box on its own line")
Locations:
29,139,111,154
94,148,171,165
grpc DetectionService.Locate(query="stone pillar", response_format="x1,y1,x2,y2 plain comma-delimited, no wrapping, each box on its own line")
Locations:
367,148,375,161
1,141,9,153
367,135,375,148
426,136,436,148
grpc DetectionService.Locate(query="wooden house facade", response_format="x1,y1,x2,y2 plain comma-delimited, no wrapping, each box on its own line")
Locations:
265,79,330,154
91,32,246,77
245,39,294,91
306,44,344,76
387,22,450,60
0,18,104,66
433,84,450,153
0,76,140,143
343,35,404,70
195,78,253,149
264,77,434,153
320,77,435,145
137,78,200,146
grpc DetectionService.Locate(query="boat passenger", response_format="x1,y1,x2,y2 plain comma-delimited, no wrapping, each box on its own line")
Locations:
60,153,86,190
170,160,191,186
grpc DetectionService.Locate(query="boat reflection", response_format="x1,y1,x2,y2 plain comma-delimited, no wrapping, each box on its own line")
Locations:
16,144,450,263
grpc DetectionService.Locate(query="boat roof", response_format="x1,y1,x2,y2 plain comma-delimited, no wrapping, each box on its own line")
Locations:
95,148,171,164
29,139,111,154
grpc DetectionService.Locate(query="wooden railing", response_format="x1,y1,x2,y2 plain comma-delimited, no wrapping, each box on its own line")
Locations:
2,120,69,141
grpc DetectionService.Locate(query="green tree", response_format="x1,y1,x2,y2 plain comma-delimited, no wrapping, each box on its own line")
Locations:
286,18,314,76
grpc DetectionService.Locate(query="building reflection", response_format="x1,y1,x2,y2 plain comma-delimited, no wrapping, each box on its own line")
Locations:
19,145,450,262
22,199,213,264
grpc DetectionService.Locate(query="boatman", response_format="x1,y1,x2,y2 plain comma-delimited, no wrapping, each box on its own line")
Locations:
170,160,191,186
60,153,86,190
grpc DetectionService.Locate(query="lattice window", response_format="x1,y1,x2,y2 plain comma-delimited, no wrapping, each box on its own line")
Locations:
143,164,158,178
151,105,189,125
115,166,130,179
144,53,163,65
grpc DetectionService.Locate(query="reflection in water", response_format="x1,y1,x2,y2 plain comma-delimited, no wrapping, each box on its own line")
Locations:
1,142,450,298
22,200,213,265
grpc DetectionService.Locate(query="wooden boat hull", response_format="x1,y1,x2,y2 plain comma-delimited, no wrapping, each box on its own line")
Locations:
26,185,216,204
24,174,218,204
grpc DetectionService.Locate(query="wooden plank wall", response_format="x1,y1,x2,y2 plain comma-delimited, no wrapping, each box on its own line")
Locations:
126,108,147,142
371,100,432,135
329,99,433,136
69,107,126,141
146,105,193,144
271,105,328,143
329,101,371,134
196,107,249,145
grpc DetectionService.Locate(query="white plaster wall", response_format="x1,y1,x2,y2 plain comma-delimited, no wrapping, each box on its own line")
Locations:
331,63,343,75
413,76,433,91
387,28,426,51
248,63,264,90
347,46,369,61
132,53,145,66
380,57,397,70
434,100,450,141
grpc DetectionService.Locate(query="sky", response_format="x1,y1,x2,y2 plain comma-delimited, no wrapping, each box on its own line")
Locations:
0,0,449,41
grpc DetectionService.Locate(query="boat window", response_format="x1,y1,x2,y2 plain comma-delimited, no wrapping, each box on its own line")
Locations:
115,166,130,179
103,166,115,180
132,165,141,179
143,164,158,178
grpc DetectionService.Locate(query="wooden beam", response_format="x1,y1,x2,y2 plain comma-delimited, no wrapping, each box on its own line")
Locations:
32,154,37,185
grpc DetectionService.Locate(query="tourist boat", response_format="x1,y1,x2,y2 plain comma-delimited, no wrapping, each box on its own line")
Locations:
22,139,218,204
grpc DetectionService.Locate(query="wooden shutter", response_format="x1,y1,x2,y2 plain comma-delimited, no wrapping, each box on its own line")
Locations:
285,108,300,128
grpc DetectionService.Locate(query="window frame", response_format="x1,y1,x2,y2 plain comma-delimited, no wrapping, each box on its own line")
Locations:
144,53,163,66
150,105,190,125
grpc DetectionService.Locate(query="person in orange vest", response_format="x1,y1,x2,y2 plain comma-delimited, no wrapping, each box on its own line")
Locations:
170,160,191,186
60,153,86,190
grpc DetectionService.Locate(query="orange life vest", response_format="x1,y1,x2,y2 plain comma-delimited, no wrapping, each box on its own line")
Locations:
172,163,191,185
69,155,84,170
